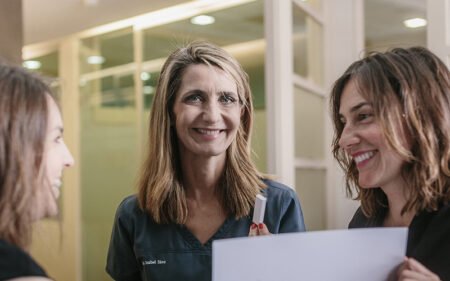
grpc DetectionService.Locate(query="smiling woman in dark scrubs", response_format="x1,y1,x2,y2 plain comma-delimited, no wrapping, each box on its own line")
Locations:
106,41,306,281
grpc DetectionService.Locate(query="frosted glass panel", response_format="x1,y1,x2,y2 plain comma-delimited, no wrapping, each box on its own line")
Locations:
295,168,326,230
80,28,133,74
293,5,324,86
80,74,139,280
294,87,324,159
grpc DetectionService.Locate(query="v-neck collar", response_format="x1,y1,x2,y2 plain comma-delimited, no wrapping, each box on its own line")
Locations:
178,217,234,249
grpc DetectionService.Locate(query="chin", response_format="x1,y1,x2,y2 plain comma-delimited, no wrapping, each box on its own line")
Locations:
358,178,377,189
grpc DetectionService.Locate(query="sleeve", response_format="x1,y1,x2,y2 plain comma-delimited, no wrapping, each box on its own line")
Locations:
278,188,306,233
106,199,142,281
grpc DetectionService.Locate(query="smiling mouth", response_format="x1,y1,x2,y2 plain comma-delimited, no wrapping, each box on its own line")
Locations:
195,128,223,136
354,151,375,165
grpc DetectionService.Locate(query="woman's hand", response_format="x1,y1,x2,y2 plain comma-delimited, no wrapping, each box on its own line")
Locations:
397,257,440,281
248,223,271,236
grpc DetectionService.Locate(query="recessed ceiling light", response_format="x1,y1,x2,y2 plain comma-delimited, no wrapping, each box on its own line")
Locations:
190,15,215,26
141,72,151,81
23,60,42,70
87,55,105,65
403,18,427,28
143,86,154,95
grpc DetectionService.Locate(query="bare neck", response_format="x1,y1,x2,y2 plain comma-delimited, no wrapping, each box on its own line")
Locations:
381,180,415,227
180,154,226,202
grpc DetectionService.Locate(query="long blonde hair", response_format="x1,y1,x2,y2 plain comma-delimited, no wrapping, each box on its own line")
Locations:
0,63,50,248
138,41,265,224
330,47,450,217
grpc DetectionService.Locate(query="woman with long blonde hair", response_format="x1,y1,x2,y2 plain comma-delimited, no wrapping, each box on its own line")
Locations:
107,41,305,281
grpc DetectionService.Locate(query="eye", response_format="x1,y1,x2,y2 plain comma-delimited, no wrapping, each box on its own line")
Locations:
219,94,237,105
184,94,203,103
357,113,374,122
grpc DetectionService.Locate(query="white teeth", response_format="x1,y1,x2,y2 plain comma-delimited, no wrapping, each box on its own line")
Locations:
354,151,375,164
197,129,220,135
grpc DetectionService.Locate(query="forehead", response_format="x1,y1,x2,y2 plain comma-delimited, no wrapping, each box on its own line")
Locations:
339,79,369,114
46,95,63,128
180,64,237,91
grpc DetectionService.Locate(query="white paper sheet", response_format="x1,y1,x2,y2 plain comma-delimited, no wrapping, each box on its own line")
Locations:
213,227,407,281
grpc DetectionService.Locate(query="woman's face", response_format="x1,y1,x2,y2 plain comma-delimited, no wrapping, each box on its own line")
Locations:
338,79,406,189
172,64,241,159
35,95,74,220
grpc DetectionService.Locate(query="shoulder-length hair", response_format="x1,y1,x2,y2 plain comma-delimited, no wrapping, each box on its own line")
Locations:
0,63,50,248
330,47,450,218
138,41,265,224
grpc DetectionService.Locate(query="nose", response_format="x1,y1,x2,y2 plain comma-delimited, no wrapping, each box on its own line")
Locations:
202,100,221,124
63,142,75,168
338,124,360,151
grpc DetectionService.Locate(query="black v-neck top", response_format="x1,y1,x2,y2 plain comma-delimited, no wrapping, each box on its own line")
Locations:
106,179,306,281
349,203,450,280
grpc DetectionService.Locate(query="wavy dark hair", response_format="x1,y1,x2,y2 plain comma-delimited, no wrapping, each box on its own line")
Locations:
330,47,450,217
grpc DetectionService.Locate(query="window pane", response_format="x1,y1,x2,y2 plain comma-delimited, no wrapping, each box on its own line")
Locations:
294,87,324,159
293,5,324,86
295,168,326,230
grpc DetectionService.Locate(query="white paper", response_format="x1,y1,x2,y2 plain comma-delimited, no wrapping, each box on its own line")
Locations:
213,227,407,281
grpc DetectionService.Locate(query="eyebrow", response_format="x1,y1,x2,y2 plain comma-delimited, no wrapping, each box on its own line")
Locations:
218,90,238,97
52,126,64,133
339,102,372,119
349,102,372,113
182,89,237,96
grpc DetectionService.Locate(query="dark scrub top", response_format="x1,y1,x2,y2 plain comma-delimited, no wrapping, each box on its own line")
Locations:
106,179,305,281
0,239,47,280
349,203,450,280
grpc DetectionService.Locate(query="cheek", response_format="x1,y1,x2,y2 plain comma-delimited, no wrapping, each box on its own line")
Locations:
229,108,243,128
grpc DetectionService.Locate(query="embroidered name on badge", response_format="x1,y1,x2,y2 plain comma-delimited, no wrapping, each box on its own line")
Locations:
142,260,167,266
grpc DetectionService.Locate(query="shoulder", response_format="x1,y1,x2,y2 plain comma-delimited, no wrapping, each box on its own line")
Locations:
348,207,383,228
113,195,149,227
414,201,450,229
348,207,366,228
262,179,297,200
115,195,141,217
0,240,47,279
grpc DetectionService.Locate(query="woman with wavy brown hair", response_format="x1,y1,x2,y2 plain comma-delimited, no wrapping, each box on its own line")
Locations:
0,63,74,280
331,47,450,280
106,41,305,281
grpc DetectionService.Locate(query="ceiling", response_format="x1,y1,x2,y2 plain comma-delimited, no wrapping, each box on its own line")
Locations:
23,0,426,46
23,0,185,45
